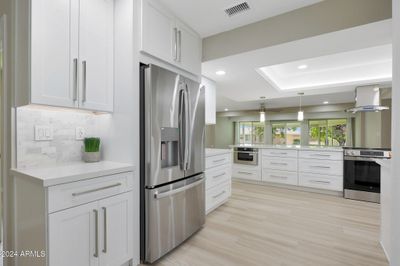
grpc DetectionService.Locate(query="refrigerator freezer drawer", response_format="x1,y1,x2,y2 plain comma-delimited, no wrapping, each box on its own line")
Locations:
144,174,205,263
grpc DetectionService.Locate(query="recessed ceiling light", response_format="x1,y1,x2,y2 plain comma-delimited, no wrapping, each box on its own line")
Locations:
216,70,226,76
224,108,229,111
297,64,308,70
323,101,329,104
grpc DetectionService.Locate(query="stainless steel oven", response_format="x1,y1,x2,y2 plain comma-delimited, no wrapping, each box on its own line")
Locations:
234,147,258,165
343,147,391,203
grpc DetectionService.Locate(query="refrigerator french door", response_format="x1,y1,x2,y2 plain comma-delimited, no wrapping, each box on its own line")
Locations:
140,64,205,263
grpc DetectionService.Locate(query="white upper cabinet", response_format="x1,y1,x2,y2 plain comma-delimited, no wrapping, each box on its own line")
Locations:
140,0,202,76
79,0,114,112
31,0,78,108
16,0,114,112
202,77,216,125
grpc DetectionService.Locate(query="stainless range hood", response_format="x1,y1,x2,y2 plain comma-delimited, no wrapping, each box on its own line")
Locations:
346,85,389,113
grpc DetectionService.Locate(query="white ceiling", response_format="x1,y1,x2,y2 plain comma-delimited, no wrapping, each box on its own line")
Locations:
158,0,323,37
202,20,393,111
258,45,392,91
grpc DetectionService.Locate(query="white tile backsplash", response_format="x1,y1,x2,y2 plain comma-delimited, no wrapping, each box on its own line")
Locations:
17,106,109,169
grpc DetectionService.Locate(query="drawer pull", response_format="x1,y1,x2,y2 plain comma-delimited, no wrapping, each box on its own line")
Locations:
310,180,331,184
213,173,226,179
271,162,287,166
270,175,288,179
93,209,99,258
309,165,331,169
310,154,331,157
238,171,253,175
213,190,226,199
270,152,288,155
213,158,226,163
72,183,122,197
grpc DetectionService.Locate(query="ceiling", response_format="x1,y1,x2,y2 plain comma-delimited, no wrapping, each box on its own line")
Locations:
158,0,323,37
202,20,392,111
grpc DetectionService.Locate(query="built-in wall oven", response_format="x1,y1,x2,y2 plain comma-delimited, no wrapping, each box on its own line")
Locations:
234,147,259,165
343,147,391,203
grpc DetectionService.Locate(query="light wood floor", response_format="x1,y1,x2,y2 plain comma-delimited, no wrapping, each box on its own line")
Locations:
152,181,388,266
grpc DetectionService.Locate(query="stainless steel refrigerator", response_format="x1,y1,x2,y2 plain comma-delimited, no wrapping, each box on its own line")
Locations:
140,64,205,263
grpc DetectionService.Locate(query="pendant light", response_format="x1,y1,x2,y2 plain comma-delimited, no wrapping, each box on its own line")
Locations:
259,97,266,122
297,92,304,121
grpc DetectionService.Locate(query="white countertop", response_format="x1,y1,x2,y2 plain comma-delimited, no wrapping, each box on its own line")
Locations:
375,158,392,168
11,161,135,187
205,148,232,157
229,144,343,152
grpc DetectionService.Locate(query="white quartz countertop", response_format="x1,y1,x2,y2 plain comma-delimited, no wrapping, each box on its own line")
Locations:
11,161,135,187
229,144,343,152
205,148,232,157
375,158,392,168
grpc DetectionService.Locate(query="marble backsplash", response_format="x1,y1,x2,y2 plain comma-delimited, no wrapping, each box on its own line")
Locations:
17,106,110,169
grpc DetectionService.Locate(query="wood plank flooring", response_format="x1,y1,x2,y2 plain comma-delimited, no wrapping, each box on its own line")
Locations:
152,181,388,266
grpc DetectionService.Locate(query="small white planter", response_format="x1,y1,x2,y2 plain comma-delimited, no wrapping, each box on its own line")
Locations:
82,151,101,163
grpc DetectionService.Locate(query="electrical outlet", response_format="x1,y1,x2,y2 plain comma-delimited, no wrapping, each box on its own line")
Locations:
75,127,86,140
34,125,53,141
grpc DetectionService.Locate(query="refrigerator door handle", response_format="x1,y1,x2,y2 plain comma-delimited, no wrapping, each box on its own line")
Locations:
154,178,204,199
178,87,185,170
184,85,191,170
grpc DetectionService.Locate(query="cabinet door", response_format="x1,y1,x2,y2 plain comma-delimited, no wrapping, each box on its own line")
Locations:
202,77,216,125
79,0,114,112
140,0,176,63
31,0,79,108
177,21,202,75
98,193,133,266
49,201,99,266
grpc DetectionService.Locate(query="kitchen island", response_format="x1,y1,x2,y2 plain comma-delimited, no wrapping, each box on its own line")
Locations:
230,144,344,195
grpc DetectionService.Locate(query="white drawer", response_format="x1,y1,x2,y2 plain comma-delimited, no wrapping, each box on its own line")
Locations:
299,150,343,160
206,153,231,169
205,165,231,190
262,169,298,185
299,159,343,176
48,172,133,213
299,173,343,191
262,157,298,172
206,181,231,213
232,167,261,181
262,149,298,158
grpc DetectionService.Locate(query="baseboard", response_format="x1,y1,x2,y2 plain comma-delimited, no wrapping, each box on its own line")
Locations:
380,241,390,264
233,178,343,197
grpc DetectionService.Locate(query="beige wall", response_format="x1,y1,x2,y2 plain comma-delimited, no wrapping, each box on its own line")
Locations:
207,116,235,149
203,0,392,61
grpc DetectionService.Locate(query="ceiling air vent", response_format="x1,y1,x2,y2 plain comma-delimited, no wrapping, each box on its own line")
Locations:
224,2,250,17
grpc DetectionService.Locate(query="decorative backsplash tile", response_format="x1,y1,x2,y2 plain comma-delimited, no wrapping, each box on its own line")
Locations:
17,106,110,169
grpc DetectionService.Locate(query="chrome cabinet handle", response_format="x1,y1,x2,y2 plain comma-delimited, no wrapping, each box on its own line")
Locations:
271,162,287,165
309,165,330,169
72,183,122,197
93,209,99,258
154,178,204,199
270,175,287,179
173,27,178,60
102,207,107,253
213,190,226,199
213,173,226,179
270,152,287,155
178,30,182,62
73,58,78,101
310,154,331,157
213,158,226,163
238,171,252,175
82,60,87,102
310,180,331,184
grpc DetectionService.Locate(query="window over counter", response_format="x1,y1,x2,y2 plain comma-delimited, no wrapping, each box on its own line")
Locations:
272,121,301,145
308,119,347,146
238,121,265,145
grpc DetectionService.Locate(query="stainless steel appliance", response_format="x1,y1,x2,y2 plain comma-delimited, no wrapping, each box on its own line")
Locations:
343,147,391,203
234,147,259,165
140,64,205,263
346,85,389,113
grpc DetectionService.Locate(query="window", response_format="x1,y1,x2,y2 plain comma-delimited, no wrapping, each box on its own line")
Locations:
272,121,301,145
308,119,347,146
238,122,265,144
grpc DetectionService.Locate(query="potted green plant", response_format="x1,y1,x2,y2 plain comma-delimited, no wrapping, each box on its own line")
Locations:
82,137,101,163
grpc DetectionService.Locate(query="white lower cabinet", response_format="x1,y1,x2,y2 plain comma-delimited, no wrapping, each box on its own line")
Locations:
298,173,343,191
232,166,261,181
262,169,298,186
205,150,232,214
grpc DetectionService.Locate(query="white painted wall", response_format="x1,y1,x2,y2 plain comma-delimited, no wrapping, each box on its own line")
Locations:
390,0,400,265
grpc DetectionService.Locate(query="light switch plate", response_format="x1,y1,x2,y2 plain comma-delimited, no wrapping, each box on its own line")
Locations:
34,125,53,141
75,127,86,140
